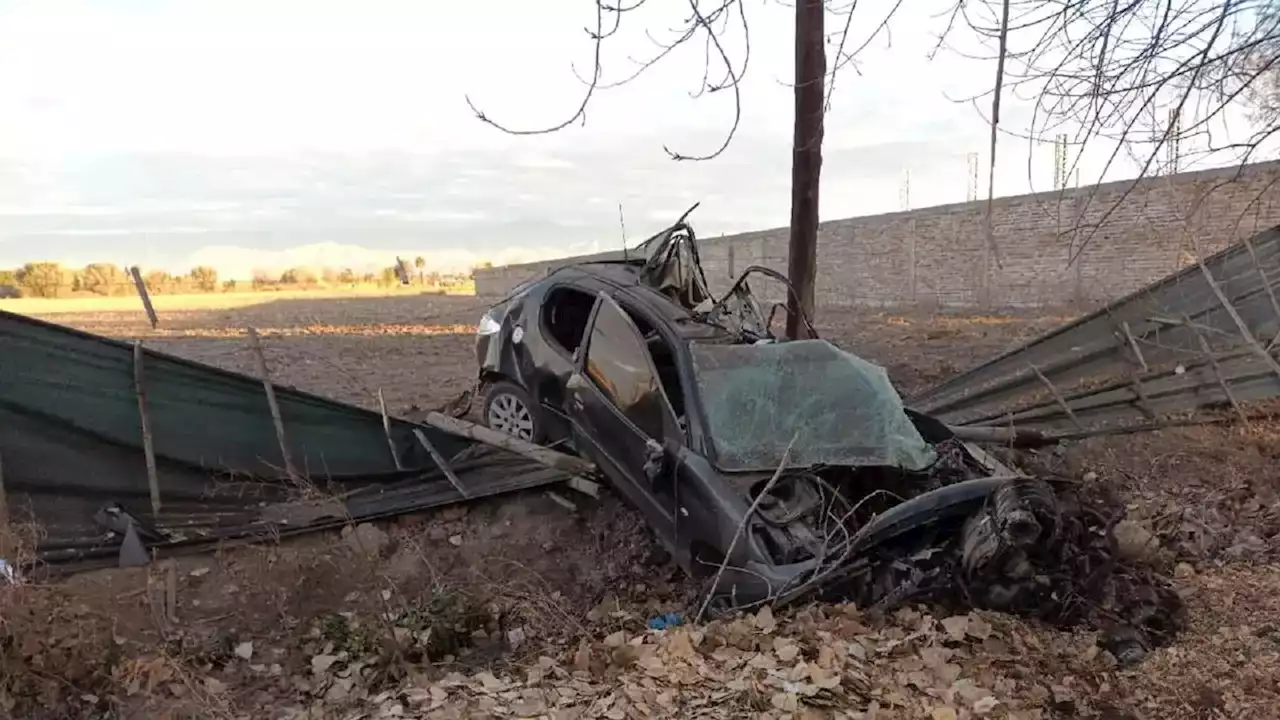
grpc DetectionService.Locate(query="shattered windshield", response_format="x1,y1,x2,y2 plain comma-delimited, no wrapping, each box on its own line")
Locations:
691,340,938,472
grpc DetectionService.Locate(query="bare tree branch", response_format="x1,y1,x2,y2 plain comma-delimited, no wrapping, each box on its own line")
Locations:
935,0,1280,264
466,1,910,161
471,0,1280,278
465,1,611,136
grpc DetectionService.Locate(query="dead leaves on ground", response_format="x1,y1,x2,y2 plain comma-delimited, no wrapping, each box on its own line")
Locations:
282,604,1109,720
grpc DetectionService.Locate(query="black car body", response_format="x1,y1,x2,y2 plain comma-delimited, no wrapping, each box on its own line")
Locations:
473,214,1057,612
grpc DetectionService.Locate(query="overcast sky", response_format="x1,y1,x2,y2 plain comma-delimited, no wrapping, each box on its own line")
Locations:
0,0,1263,278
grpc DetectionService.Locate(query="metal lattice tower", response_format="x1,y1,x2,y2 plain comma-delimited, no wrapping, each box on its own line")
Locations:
1053,134,1069,190
966,152,979,202
1166,109,1182,175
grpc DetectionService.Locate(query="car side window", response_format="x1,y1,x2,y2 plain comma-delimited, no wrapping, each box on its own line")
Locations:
582,295,672,439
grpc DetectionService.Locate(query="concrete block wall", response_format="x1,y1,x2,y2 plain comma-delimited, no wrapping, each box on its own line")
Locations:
475,161,1280,308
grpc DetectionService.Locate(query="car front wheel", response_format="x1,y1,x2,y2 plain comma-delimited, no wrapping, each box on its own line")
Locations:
482,380,543,443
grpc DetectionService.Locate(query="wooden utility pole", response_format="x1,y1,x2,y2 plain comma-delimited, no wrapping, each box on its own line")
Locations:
786,0,826,340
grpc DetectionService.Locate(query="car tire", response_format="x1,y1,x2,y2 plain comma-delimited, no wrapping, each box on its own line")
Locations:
482,380,544,444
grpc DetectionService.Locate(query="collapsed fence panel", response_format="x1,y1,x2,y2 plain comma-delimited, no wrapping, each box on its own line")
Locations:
0,311,566,566
910,225,1280,435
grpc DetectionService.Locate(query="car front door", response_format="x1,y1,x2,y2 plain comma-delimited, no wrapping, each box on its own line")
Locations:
565,293,682,541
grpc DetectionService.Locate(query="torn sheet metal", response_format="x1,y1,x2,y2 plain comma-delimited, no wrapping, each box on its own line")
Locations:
911,225,1280,435
634,208,714,310
0,310,567,569
39,453,568,572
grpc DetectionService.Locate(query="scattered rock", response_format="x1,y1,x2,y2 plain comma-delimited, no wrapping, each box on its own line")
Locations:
507,627,527,648
342,523,392,557
1175,562,1196,578
234,641,254,660
448,534,463,547
1114,520,1159,562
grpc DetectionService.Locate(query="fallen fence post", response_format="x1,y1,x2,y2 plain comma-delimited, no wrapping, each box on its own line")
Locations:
959,441,1018,476
129,266,159,329
945,425,1051,448
1119,321,1149,372
545,491,578,512
424,411,596,476
1028,363,1083,431
413,428,469,499
1114,322,1155,419
1185,313,1249,425
1189,238,1280,383
246,327,299,482
133,341,162,515
1240,232,1280,351
566,476,602,499
1127,377,1157,420
377,389,404,471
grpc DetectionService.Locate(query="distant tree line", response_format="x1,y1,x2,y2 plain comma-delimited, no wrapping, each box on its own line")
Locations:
0,258,483,299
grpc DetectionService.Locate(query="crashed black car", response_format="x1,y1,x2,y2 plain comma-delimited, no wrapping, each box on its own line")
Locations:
471,211,1181,654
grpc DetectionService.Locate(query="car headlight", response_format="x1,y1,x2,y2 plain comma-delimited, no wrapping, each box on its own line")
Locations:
477,312,502,336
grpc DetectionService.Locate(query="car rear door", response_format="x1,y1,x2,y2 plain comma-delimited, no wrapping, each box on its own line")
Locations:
565,292,682,537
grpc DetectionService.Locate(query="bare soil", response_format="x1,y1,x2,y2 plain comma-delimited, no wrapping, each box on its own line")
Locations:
3,296,1278,719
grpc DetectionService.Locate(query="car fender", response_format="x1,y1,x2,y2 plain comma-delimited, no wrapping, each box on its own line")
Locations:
480,300,537,386
848,475,1014,554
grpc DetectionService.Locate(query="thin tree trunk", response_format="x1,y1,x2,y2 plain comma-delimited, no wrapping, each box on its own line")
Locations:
785,0,826,339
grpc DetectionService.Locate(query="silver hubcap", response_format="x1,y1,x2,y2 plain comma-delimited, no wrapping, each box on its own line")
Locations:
488,393,535,440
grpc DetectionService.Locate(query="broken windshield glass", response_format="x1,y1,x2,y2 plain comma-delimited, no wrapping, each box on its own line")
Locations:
691,340,938,472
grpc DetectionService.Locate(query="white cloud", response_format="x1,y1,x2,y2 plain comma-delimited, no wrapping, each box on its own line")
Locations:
0,0,1271,276
369,209,488,222
29,227,213,237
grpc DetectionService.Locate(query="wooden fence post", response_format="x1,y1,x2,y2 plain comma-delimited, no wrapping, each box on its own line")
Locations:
133,341,162,515
247,328,299,482
129,266,159,329
378,388,404,471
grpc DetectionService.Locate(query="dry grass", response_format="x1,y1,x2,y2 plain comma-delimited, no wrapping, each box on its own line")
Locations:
2,297,1278,717
0,284,475,317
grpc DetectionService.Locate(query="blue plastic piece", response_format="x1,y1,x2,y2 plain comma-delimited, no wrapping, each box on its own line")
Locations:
647,612,684,630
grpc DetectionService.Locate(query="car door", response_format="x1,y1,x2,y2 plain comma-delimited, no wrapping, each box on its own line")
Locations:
565,292,682,540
